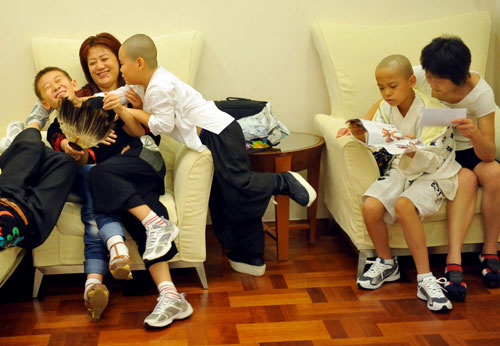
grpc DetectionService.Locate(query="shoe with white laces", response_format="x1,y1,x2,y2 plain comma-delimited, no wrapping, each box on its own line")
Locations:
0,121,24,153
142,218,179,261
357,257,400,289
144,293,193,328
417,276,452,312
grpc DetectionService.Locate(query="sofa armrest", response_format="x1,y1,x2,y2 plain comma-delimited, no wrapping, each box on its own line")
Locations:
314,113,379,248
170,144,213,262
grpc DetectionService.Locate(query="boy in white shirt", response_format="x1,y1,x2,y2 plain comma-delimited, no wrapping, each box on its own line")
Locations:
352,55,461,312
102,34,317,277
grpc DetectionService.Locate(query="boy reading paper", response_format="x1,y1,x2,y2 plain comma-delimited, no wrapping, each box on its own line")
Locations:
352,55,461,312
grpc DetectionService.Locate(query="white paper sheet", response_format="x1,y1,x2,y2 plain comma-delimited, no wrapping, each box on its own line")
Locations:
419,108,467,127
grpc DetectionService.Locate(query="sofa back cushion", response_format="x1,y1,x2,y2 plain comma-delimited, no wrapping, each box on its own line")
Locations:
32,31,203,89
312,11,491,120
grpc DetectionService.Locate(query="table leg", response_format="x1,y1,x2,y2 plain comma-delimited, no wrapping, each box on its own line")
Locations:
275,154,291,261
307,157,321,244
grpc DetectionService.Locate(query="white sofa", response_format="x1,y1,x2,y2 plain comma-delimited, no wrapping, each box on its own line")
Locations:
0,31,214,294
311,11,500,275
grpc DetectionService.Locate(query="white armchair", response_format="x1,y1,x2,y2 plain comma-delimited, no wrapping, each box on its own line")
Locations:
25,31,213,296
311,11,500,275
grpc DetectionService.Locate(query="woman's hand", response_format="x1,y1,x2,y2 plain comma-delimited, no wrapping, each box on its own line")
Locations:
61,138,85,161
99,129,117,145
125,89,143,109
451,118,476,139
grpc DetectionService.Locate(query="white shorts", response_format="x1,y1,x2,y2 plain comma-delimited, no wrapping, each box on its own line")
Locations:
363,168,445,224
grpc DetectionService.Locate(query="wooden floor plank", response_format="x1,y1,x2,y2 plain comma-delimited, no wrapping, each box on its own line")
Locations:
1,220,500,345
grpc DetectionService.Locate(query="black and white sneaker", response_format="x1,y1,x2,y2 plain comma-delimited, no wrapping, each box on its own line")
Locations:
357,257,400,289
278,172,317,207
227,252,266,276
417,276,452,312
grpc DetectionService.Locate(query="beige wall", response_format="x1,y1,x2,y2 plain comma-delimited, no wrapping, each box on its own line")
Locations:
0,0,496,221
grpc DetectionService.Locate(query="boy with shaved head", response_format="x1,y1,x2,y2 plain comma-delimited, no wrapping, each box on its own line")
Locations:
102,33,318,279
353,55,461,312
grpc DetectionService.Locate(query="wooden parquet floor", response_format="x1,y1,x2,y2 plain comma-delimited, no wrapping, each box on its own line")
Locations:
1,220,500,345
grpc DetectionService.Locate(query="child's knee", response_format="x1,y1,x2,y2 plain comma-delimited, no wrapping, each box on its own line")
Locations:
394,197,416,219
363,197,385,222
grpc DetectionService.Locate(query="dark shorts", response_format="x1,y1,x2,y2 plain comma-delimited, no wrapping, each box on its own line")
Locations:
455,148,482,171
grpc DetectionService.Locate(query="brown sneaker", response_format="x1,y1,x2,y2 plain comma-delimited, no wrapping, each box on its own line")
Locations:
85,283,109,321
109,242,133,280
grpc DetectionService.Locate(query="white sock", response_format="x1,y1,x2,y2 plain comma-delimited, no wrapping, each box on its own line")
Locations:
141,210,168,229
84,278,102,301
158,281,180,301
106,235,128,262
417,272,433,282
383,258,394,265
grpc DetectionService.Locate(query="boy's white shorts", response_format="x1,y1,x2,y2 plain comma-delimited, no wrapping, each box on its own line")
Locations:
362,168,444,224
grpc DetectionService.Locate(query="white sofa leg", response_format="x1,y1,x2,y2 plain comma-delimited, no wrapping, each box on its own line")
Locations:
194,263,208,289
33,268,44,298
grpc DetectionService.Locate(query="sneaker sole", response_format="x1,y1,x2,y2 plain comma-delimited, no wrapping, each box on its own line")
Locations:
144,303,194,328
142,224,179,262
357,271,401,290
87,288,109,321
288,172,317,207
228,259,266,276
417,290,452,312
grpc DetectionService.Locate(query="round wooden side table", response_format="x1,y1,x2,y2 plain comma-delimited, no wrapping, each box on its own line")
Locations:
248,132,325,261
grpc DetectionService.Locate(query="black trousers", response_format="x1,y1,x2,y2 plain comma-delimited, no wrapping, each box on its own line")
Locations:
88,151,177,265
0,128,77,249
200,121,276,258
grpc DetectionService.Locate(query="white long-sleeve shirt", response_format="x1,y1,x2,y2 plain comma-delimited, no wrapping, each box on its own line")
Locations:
107,67,234,152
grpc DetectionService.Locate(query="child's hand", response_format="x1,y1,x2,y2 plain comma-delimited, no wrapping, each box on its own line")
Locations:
336,128,350,138
125,89,143,110
99,129,117,145
61,138,84,160
451,118,476,139
103,93,123,112
346,121,367,141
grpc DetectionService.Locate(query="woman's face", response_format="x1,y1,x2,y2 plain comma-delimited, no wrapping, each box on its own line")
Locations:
425,70,455,94
87,45,120,92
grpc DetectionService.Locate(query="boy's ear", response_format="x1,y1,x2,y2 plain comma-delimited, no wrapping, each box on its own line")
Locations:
409,75,417,88
72,79,78,90
137,57,145,70
40,100,52,110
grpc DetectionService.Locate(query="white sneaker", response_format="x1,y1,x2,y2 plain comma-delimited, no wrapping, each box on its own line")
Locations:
417,276,452,312
142,218,179,261
357,257,400,289
144,293,193,328
0,121,24,153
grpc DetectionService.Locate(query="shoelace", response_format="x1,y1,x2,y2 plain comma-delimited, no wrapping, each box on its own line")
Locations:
364,259,387,277
152,292,185,313
421,277,448,297
145,224,162,249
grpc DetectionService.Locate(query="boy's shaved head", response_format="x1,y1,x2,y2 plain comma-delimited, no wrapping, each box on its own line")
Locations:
376,54,413,78
121,34,158,69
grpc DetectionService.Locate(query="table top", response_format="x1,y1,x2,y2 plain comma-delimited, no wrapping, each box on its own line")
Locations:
249,132,324,156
